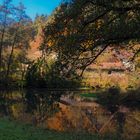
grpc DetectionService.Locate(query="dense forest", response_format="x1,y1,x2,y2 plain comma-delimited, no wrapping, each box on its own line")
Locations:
0,0,140,140
0,0,140,88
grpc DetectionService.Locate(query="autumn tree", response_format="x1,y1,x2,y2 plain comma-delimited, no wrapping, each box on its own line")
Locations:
0,0,34,86
5,2,32,83
0,0,13,75
34,14,48,35
42,0,140,78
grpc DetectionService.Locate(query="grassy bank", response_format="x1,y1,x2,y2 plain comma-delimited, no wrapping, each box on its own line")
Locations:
0,117,119,140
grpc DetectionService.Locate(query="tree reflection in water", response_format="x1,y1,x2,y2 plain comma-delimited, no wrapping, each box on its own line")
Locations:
25,89,61,122
0,89,62,123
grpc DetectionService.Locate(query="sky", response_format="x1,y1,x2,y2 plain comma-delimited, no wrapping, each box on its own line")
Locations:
0,0,62,19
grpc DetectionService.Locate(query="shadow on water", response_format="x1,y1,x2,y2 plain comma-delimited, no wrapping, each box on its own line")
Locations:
0,89,62,119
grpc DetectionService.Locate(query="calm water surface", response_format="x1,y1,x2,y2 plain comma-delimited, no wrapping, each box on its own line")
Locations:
0,89,140,139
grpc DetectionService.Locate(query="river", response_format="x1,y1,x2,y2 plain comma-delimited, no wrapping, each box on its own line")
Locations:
0,89,140,139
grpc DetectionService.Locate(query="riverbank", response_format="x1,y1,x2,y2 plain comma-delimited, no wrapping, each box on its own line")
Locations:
0,117,119,140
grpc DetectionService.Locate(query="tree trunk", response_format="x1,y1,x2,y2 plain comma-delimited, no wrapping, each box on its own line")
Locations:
0,1,8,73
0,29,5,70
6,34,17,84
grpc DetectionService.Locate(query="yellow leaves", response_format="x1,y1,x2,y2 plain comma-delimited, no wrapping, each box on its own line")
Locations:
81,40,95,49
63,28,68,36
11,103,25,118
95,19,104,29
47,40,53,47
